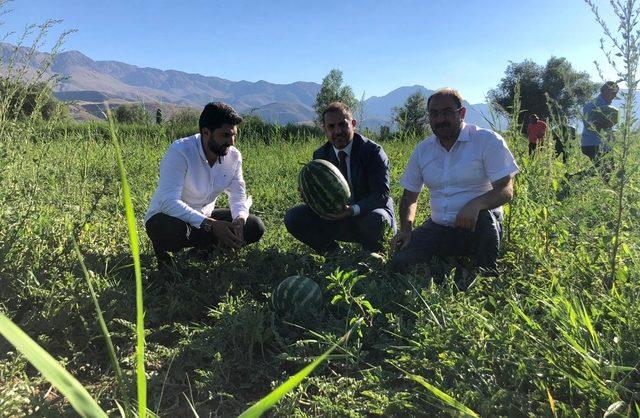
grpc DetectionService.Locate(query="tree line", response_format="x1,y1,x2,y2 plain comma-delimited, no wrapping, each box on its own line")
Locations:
3,56,599,135
315,56,598,136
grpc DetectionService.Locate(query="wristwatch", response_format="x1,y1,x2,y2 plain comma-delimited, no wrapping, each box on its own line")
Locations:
201,218,214,232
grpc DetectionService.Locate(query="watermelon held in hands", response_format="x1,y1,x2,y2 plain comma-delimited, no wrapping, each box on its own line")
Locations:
591,105,619,130
298,159,351,216
272,275,323,320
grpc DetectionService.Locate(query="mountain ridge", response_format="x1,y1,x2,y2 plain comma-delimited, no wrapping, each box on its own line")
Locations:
1,42,498,128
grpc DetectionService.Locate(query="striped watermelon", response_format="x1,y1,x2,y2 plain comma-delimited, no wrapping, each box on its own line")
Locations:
298,159,351,216
272,275,323,319
591,104,619,130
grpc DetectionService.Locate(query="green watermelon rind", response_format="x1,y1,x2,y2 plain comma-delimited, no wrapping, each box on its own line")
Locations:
590,105,619,130
298,159,351,216
299,163,341,215
272,276,323,317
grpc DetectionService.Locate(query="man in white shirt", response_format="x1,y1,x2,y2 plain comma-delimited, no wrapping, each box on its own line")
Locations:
145,102,265,267
389,88,518,277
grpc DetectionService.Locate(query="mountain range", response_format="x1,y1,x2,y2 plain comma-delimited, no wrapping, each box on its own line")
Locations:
1,43,500,129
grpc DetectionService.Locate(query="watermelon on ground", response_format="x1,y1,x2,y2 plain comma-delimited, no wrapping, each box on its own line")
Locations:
272,275,323,320
298,159,351,217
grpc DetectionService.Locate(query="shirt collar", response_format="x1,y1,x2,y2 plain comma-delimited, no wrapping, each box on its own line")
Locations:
333,138,354,157
195,133,208,162
456,122,470,142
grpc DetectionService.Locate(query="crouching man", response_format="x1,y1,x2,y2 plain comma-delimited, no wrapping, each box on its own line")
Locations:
145,102,265,267
390,88,518,277
284,102,395,255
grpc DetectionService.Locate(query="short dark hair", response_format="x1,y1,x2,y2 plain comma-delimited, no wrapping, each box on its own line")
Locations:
322,102,353,124
199,102,243,131
601,81,619,94
427,88,464,109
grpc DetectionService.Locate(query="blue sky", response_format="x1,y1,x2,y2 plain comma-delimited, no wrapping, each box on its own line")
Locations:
3,0,620,103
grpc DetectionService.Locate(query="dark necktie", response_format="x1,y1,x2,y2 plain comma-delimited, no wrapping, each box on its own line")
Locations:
338,150,349,181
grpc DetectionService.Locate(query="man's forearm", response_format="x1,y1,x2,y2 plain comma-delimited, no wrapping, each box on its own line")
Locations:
399,191,419,232
468,178,514,211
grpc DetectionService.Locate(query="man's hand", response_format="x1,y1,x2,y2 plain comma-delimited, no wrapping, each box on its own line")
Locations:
390,230,412,252
455,200,481,231
232,217,246,243
201,218,243,249
321,205,353,221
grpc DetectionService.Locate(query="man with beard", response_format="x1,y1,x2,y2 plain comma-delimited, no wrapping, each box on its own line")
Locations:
389,88,518,279
284,101,395,255
145,102,264,267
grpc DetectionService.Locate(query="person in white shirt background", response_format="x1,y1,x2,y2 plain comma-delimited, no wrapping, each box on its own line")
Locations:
389,88,519,280
145,102,265,267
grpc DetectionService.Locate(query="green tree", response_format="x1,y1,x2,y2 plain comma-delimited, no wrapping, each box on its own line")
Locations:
313,69,359,123
393,91,430,137
114,103,150,124
488,56,596,132
0,78,69,122
379,125,391,140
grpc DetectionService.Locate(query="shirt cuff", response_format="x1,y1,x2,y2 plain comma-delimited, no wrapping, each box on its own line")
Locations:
351,204,361,216
234,211,249,221
191,213,208,229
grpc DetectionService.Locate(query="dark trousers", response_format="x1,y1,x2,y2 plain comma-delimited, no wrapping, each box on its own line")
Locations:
145,209,265,265
389,210,502,276
554,139,567,164
528,142,539,155
581,145,599,161
284,204,394,253
581,145,612,181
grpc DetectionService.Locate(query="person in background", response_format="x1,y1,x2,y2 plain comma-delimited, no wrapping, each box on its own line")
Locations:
581,81,619,179
552,116,575,164
527,113,547,156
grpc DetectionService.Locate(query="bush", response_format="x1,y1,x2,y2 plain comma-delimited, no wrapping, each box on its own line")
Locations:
0,78,69,122
167,107,199,129
113,103,150,125
48,120,167,142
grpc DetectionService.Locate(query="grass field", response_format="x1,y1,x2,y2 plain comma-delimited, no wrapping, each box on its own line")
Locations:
0,118,639,417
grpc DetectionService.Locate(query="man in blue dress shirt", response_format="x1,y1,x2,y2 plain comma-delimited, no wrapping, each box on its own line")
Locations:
581,81,619,173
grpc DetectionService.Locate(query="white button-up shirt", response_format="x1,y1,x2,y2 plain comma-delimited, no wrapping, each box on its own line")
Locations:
145,134,250,228
400,123,519,226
